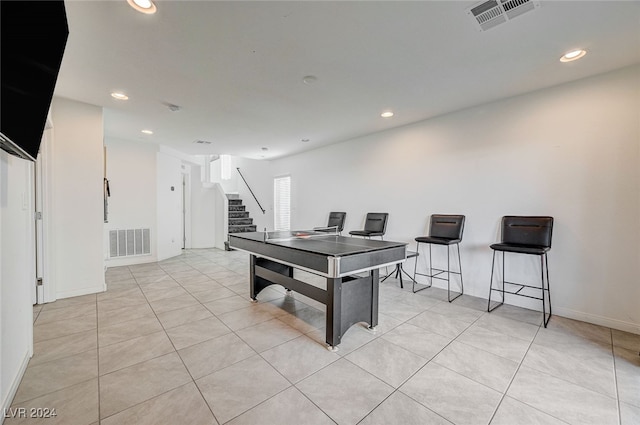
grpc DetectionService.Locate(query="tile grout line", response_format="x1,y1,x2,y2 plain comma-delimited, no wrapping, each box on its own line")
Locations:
120,258,223,424
370,309,486,425
610,328,623,425
96,279,102,424
485,322,542,425
156,256,242,425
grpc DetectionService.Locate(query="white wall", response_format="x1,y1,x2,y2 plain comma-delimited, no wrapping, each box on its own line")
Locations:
268,65,640,333
213,183,228,250
191,165,217,248
0,152,35,415
50,97,105,298
211,156,239,194
234,157,272,232
156,152,183,261
104,138,158,266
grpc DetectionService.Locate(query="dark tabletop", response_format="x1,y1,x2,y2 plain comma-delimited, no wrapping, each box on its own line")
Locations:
230,232,406,257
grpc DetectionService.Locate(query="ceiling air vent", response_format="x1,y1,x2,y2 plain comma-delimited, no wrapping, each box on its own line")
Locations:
467,0,540,31
193,140,212,145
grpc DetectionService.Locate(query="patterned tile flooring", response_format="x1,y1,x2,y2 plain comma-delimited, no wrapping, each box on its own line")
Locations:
6,248,640,425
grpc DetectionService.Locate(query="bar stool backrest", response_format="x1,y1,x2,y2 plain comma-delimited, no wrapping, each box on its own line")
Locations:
327,212,347,232
430,215,465,240
501,216,553,248
364,213,389,234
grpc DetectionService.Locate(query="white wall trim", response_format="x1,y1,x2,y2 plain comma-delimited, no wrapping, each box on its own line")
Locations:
553,307,640,335
104,255,156,269
0,347,31,424
56,284,105,300
182,169,192,249
40,124,56,304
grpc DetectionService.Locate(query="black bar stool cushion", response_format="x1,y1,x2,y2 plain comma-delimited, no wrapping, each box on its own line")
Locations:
490,243,550,255
350,230,384,237
415,236,461,245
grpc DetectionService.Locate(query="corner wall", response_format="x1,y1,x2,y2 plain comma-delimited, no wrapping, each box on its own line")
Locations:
191,169,217,249
269,65,640,333
104,138,158,266
156,152,183,261
50,97,105,298
0,153,35,416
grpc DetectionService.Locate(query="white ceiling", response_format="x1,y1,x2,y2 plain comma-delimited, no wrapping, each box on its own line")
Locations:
55,1,640,160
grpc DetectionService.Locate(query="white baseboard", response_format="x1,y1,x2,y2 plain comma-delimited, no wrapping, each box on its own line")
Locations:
56,284,105,300
425,280,640,335
104,255,157,269
1,349,31,425
553,307,640,335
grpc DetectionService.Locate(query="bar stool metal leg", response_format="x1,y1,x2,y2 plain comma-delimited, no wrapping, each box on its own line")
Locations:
447,243,462,302
413,241,463,301
445,243,463,302
488,251,552,327
457,243,464,296
542,252,551,327
487,250,503,312
412,242,432,293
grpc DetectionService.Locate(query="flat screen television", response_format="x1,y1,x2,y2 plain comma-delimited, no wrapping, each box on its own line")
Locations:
0,1,69,161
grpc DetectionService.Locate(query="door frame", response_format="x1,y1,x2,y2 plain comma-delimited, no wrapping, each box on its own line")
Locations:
34,118,56,304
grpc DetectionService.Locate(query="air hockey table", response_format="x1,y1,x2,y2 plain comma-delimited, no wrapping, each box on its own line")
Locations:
228,230,407,350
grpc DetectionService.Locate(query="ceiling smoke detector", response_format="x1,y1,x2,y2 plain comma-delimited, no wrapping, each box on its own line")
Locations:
467,0,540,32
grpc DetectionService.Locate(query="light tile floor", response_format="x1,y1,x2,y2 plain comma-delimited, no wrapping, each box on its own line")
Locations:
7,248,640,425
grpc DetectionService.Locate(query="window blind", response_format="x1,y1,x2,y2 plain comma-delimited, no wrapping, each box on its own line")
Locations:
274,175,291,231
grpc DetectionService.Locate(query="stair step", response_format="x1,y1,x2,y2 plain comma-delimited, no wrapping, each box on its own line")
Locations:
226,193,240,200
229,224,257,233
229,205,246,212
228,199,243,206
229,211,250,219
229,218,253,225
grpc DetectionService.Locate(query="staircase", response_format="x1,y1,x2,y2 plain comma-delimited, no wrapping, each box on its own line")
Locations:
227,194,257,234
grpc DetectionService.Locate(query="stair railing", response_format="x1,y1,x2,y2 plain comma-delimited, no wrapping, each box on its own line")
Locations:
236,167,266,214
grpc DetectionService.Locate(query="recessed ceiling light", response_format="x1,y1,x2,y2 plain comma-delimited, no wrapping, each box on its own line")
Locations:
127,0,157,14
111,92,129,100
381,111,394,118
560,49,587,63
141,129,153,135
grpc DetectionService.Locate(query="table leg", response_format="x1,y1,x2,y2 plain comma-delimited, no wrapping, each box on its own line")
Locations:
326,277,342,350
249,255,258,301
369,268,379,330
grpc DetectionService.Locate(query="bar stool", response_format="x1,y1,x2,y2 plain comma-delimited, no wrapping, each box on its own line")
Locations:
487,216,553,327
413,214,465,302
381,250,419,289
349,213,388,240
314,212,346,235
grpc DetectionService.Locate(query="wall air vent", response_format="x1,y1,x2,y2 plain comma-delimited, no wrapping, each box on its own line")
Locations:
467,0,540,31
109,228,151,258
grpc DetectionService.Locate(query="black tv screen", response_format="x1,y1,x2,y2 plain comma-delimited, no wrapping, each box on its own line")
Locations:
0,1,69,161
